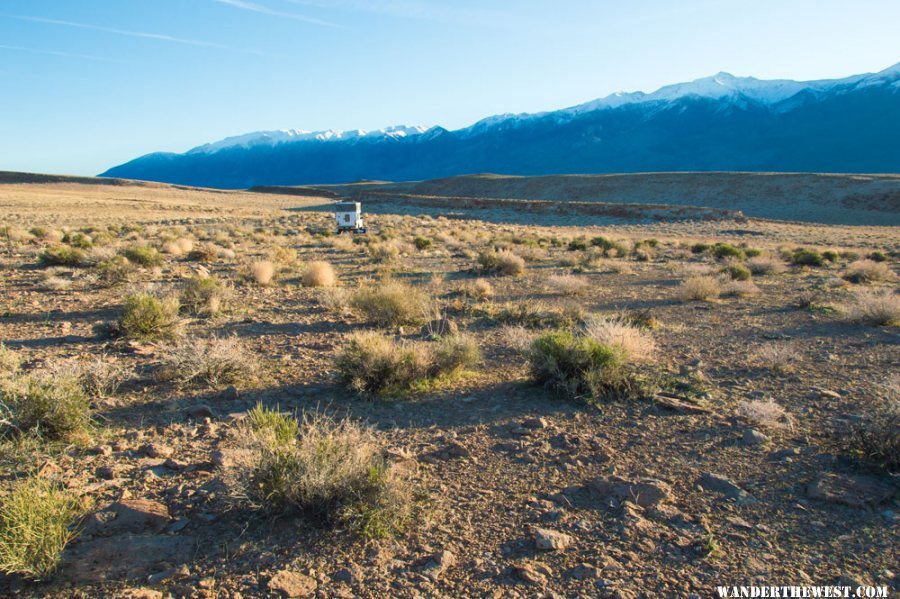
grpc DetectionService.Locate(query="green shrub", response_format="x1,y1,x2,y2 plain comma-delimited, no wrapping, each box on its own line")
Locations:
122,245,164,267
94,256,136,287
745,248,762,258
691,243,712,254
712,243,745,261
336,332,478,397
38,245,85,267
591,236,627,256
226,410,415,539
62,232,92,249
413,236,432,250
350,281,435,327
335,332,430,396
1,374,92,441
247,403,298,447
0,476,82,579
428,334,481,377
726,264,752,281
180,275,226,316
790,248,823,266
117,293,182,340
567,238,588,251
528,331,634,402
867,251,888,263
822,250,839,263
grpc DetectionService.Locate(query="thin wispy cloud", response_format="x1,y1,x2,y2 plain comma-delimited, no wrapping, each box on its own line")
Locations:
0,43,128,63
11,15,228,49
283,0,513,26
214,0,337,27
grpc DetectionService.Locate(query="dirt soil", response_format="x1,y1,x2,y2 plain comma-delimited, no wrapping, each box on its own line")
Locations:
0,177,897,598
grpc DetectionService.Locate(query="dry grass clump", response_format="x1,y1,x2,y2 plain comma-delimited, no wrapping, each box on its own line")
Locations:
840,379,899,472
302,261,336,287
224,407,415,539
268,246,299,269
0,345,21,379
0,372,92,442
350,281,435,327
722,280,760,297
548,274,589,296
842,259,895,284
181,275,227,316
677,276,721,301
317,287,351,313
737,399,792,430
46,356,128,400
478,249,526,276
243,260,276,286
746,255,786,275
157,336,259,389
368,240,403,262
750,342,798,375
328,235,358,252
845,289,900,326
162,237,194,256
0,476,82,579
117,293,182,340
583,316,656,362
335,331,479,397
187,244,221,263
471,278,494,299
497,325,536,353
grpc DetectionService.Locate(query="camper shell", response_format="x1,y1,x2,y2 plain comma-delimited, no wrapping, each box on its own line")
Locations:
334,201,366,234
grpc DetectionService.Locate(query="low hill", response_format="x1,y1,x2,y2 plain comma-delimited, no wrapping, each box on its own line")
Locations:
308,172,900,226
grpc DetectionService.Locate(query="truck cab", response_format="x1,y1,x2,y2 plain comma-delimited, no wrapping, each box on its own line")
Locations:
334,202,366,234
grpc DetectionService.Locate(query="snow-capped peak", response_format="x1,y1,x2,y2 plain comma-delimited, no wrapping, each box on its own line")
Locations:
189,124,432,154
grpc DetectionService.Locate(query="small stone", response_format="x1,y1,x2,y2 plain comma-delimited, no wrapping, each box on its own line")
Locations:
420,550,456,580
332,565,359,584
698,472,756,505
96,465,117,480
588,476,673,507
741,429,769,446
268,570,317,598
141,443,174,459
819,389,841,399
533,527,573,551
521,417,549,430
187,405,214,420
806,473,896,507
82,499,171,536
568,563,599,580
515,561,552,585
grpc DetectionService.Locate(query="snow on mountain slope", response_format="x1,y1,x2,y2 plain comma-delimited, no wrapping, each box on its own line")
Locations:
189,125,431,155
458,62,900,134
186,64,899,153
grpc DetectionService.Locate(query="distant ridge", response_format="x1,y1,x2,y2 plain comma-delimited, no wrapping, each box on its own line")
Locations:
102,63,900,188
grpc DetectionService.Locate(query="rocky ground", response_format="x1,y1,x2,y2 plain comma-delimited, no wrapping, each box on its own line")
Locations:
0,179,897,598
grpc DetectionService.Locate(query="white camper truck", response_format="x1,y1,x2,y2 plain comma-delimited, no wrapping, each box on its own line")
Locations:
334,202,367,234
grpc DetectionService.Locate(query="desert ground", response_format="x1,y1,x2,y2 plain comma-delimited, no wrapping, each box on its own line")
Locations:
0,173,897,598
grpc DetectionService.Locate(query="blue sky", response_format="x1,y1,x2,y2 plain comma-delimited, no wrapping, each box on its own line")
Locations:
1,0,898,175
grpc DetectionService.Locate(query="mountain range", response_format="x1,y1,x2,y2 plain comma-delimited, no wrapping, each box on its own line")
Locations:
101,63,900,188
